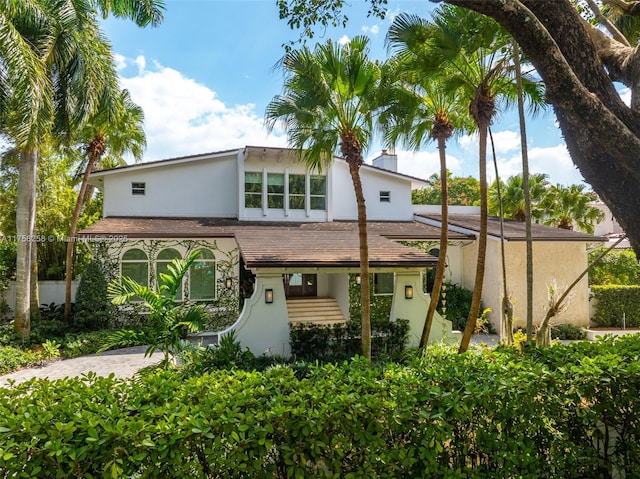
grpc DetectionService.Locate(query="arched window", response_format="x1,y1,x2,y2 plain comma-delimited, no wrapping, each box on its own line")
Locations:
121,249,148,287
190,249,216,301
157,248,182,300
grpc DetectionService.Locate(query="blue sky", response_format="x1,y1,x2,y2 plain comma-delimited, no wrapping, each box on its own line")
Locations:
102,0,591,186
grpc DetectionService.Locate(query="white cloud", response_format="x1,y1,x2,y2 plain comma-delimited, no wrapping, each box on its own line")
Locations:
118,56,287,162
458,129,520,155
114,54,127,71
362,24,380,35
619,86,631,106
337,35,350,45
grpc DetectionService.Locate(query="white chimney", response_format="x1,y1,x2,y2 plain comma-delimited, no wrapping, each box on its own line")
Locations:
372,149,398,172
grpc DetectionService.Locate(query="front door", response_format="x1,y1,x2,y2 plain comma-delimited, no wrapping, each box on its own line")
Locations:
283,273,317,298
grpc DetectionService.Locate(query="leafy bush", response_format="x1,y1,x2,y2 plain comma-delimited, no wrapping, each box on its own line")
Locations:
0,346,45,374
290,319,409,361
1,337,640,477
591,285,640,327
437,282,486,332
74,260,113,331
551,323,586,340
589,247,640,285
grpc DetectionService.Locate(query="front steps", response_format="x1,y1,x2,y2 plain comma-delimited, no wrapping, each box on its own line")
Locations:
286,297,347,326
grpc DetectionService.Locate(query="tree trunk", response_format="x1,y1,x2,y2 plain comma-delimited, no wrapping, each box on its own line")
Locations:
347,159,371,360
512,39,535,342
14,150,38,337
489,128,514,344
30,241,40,323
421,136,449,346
459,123,489,353
64,153,97,322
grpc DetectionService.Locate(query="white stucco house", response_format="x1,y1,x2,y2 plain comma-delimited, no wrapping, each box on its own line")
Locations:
79,146,604,355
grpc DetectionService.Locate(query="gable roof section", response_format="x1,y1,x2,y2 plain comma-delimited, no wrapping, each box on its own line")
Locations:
417,213,607,242
78,217,473,268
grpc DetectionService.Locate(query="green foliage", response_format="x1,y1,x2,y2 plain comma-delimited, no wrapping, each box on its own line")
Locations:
437,282,483,332
589,247,640,286
591,285,640,327
0,240,16,321
180,331,256,375
74,260,112,331
290,319,409,361
412,171,480,205
2,337,640,476
0,346,46,374
102,250,207,368
550,323,587,340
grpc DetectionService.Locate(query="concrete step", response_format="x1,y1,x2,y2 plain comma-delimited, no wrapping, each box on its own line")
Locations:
287,297,347,326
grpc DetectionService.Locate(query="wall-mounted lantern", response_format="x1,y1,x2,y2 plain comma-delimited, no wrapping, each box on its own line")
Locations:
355,274,362,285
225,278,233,289
405,285,414,300
265,288,274,304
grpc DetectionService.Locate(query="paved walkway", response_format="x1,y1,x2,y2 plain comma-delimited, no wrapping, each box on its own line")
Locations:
0,346,163,388
0,334,501,388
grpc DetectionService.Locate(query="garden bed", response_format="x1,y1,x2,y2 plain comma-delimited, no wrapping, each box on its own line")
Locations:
586,327,640,341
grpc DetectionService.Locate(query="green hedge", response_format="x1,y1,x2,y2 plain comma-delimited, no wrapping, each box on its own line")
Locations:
2,336,640,477
591,285,640,327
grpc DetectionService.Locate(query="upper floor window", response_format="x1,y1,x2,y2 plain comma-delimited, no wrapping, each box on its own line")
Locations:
380,191,391,203
244,172,262,208
131,182,146,196
289,174,306,210
310,175,326,210
267,173,285,208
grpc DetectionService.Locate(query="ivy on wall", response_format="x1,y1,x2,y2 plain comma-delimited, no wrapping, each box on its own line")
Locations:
89,239,240,330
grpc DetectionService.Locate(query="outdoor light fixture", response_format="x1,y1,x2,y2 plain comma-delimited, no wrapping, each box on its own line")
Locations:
405,285,414,299
355,274,362,285
265,289,274,304
225,278,233,289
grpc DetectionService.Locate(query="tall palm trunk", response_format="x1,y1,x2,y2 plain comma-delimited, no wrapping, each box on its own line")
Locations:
459,120,489,353
30,241,40,323
489,128,514,344
512,40,534,341
421,134,450,346
64,142,102,322
14,150,38,337
342,137,371,360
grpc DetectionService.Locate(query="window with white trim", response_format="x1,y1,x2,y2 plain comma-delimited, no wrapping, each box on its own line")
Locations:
131,182,146,195
267,173,285,208
121,249,149,287
289,174,306,209
310,175,327,210
189,249,216,301
244,172,262,208
156,248,182,300
374,272,394,295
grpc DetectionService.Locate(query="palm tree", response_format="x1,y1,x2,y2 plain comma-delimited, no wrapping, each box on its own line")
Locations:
489,173,549,220
540,184,605,234
266,36,382,359
0,0,163,337
63,89,146,322
385,13,474,346
412,5,517,352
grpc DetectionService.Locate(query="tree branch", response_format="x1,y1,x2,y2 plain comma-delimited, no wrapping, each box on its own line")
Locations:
603,0,640,16
587,0,630,46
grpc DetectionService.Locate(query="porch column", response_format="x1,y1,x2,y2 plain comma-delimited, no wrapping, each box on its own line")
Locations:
390,271,429,348
227,272,290,357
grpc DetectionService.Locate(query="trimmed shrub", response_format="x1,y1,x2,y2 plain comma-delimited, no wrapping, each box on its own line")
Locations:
589,247,640,285
290,319,409,361
73,260,113,330
551,323,587,340
591,285,640,327
1,337,640,477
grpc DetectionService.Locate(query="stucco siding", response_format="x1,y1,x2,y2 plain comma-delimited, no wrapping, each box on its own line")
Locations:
102,157,238,218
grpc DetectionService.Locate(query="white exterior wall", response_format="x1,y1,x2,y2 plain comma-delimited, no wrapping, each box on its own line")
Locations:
462,239,591,332
6,281,79,309
330,161,415,221
101,156,238,218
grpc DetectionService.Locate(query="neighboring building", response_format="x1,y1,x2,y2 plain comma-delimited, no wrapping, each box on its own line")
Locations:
79,146,604,354
591,200,630,249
